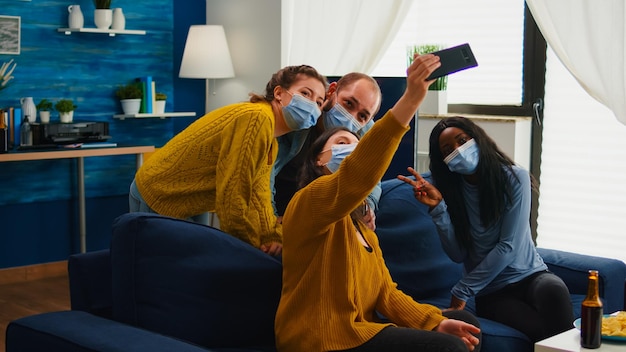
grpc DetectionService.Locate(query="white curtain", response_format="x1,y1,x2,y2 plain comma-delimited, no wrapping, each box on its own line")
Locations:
281,0,413,76
526,0,626,125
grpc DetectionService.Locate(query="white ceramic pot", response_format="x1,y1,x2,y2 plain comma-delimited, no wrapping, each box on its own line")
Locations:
39,111,51,124
154,100,166,114
60,111,74,123
121,99,141,115
94,9,112,30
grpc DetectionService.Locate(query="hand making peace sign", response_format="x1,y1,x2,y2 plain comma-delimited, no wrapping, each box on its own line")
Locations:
397,167,443,210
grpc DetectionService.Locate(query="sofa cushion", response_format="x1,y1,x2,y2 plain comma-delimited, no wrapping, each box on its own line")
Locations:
110,213,282,350
377,175,463,301
538,247,626,316
68,249,112,319
6,311,211,352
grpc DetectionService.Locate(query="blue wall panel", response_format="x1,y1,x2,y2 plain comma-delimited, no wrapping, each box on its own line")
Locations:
0,0,202,268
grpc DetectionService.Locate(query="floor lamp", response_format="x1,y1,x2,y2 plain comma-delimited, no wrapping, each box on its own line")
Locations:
179,25,235,227
179,25,235,114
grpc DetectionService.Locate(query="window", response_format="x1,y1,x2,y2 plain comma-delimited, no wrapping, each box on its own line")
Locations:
535,47,626,263
371,0,526,107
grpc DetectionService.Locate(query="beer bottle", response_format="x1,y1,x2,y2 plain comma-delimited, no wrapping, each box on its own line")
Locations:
580,269,603,348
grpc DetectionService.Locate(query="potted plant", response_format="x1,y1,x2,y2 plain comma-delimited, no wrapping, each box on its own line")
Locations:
36,98,54,124
116,82,143,115
93,0,112,29
55,99,77,123
154,92,167,114
407,44,448,114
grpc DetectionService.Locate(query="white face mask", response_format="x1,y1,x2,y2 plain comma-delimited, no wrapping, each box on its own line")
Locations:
322,143,358,173
443,139,480,175
323,103,362,134
281,92,321,131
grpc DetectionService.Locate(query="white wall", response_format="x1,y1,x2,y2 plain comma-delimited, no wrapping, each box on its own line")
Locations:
205,0,282,111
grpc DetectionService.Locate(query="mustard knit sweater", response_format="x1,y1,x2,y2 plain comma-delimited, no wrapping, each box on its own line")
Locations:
275,112,446,352
135,102,282,247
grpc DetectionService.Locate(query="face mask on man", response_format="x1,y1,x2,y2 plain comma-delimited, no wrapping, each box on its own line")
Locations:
323,103,362,134
358,119,374,137
443,138,480,175
322,143,358,173
281,92,321,131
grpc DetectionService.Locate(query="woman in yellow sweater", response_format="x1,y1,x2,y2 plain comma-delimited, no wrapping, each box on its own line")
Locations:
275,55,481,351
129,65,327,256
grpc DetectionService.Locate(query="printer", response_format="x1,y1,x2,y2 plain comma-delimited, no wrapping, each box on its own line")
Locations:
31,121,111,145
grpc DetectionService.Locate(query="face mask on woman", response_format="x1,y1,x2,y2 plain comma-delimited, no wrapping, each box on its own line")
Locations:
323,103,362,134
323,143,358,173
443,138,480,175
281,92,321,131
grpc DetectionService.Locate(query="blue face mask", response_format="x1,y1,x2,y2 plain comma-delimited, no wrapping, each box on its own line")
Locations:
323,143,358,173
358,119,374,137
323,103,362,134
281,92,321,131
444,138,479,175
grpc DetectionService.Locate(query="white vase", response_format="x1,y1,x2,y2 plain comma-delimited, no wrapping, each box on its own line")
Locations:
419,90,448,115
94,9,113,30
121,99,141,115
20,97,37,123
68,5,84,29
60,111,74,123
111,8,125,30
154,100,166,114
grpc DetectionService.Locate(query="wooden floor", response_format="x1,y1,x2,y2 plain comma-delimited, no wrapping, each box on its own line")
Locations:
0,274,70,351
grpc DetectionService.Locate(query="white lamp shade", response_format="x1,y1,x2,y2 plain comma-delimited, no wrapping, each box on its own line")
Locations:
179,25,235,79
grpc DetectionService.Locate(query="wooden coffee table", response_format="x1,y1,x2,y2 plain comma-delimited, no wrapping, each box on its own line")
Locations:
535,328,626,351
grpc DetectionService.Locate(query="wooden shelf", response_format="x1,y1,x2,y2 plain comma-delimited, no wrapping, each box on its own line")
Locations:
113,112,196,120
58,28,146,37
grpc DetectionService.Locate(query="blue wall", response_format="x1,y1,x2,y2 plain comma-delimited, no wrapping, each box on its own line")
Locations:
0,0,205,268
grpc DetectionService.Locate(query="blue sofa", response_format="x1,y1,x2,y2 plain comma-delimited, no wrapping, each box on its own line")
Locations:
6,175,626,351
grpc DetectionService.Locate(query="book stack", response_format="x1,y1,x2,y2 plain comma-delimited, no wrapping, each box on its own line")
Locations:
135,76,156,113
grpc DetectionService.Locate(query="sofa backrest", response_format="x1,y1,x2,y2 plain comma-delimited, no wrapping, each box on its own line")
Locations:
110,212,282,349
376,174,463,306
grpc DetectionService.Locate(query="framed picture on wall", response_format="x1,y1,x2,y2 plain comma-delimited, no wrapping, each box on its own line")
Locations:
0,15,20,55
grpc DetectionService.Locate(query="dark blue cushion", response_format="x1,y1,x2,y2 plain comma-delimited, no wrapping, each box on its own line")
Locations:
110,213,282,350
478,318,532,352
377,175,463,301
6,311,211,352
68,249,112,319
538,247,626,316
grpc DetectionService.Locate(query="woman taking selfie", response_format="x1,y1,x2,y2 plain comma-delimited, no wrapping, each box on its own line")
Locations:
275,55,481,352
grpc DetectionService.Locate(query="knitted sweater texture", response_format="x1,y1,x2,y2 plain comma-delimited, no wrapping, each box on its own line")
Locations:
275,111,445,352
135,102,282,247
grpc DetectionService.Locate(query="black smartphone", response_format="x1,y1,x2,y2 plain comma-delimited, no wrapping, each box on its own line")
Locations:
426,43,478,80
